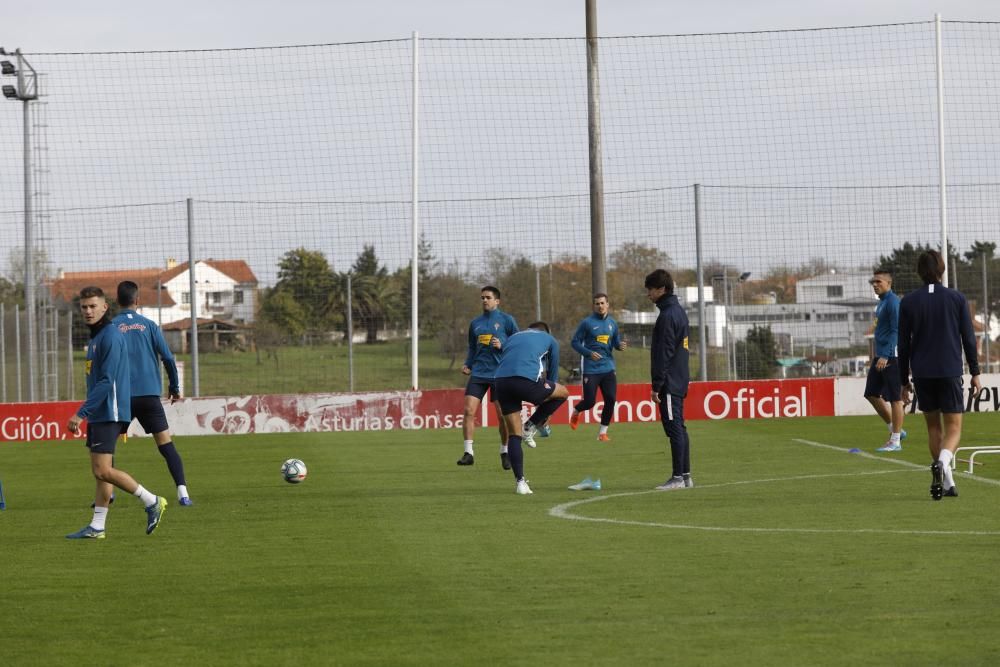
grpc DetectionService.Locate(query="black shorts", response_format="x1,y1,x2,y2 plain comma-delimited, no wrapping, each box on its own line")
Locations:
494,376,556,415
863,359,902,402
131,395,169,434
464,376,497,402
86,421,128,454
913,377,964,414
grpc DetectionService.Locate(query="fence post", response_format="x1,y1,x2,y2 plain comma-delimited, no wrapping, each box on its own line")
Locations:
187,197,200,397
694,183,708,381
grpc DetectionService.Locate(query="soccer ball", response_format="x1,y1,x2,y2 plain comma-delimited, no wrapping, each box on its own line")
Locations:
281,458,308,484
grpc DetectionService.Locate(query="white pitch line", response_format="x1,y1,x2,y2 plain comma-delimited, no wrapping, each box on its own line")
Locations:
792,438,1000,488
548,442,1000,536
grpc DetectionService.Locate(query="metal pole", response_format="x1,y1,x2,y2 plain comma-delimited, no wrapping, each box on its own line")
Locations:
694,184,707,381
187,197,200,397
724,271,732,380
984,251,991,373
585,0,607,296
23,94,37,401
157,277,162,326
535,267,542,321
935,13,949,287
15,304,22,402
410,30,420,391
67,307,74,399
346,272,354,392
1,302,5,403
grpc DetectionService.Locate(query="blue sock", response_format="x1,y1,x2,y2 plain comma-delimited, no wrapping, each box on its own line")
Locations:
157,442,187,487
530,397,566,426
507,436,524,480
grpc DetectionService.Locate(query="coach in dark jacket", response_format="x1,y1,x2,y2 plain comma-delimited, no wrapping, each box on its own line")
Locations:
645,269,693,491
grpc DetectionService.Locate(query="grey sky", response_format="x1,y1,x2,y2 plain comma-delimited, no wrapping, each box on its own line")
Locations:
5,1,999,52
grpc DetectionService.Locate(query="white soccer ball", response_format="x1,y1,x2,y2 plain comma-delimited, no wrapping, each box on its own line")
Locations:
281,458,308,484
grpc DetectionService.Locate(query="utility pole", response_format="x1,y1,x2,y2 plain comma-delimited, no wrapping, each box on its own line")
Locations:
585,0,607,296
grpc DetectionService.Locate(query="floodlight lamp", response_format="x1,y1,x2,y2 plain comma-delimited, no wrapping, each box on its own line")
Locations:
2,85,18,99
1,61,15,76
739,271,752,281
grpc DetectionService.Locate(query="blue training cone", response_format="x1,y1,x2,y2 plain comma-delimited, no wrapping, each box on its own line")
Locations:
568,477,601,491
0,479,6,510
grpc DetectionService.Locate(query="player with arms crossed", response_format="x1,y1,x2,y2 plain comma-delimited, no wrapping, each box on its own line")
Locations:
66,286,167,539
898,250,981,500
113,280,193,505
494,322,570,495
457,286,519,469
568,293,627,441
865,269,907,452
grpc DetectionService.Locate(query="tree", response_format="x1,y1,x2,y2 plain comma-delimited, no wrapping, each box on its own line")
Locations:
259,248,339,341
735,325,778,379
344,245,401,344
609,242,671,312
875,241,936,295
0,276,23,306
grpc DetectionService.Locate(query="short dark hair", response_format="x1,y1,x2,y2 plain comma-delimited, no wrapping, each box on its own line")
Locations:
916,250,945,285
593,292,608,301
79,286,105,300
117,280,139,307
872,268,893,278
528,321,550,333
481,285,500,299
644,269,674,294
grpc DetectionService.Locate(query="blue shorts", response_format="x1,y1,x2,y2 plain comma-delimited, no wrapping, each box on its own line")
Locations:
86,421,128,454
464,376,497,402
494,376,556,415
913,377,964,414
131,395,169,434
864,359,902,402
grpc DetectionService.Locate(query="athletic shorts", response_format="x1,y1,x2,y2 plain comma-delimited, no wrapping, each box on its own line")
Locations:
86,421,128,454
464,376,497,402
494,376,556,415
131,395,169,435
913,377,964,414
863,358,902,402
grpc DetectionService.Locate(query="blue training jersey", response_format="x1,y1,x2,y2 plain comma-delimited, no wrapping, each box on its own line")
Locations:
113,309,180,396
571,312,622,374
872,291,900,359
495,329,560,383
464,309,519,377
79,320,131,423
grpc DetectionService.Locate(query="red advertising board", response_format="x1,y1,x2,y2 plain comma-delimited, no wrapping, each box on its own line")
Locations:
0,378,836,442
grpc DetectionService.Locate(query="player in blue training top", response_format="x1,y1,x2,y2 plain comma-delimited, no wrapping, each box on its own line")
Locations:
494,322,570,495
568,293,628,442
66,286,167,539
114,281,193,506
898,250,981,500
864,269,907,452
646,269,693,491
457,286,519,469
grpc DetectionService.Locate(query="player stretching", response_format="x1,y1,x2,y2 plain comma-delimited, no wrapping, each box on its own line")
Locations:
568,293,627,441
66,286,167,539
865,269,907,452
898,250,981,500
114,281,193,505
457,286,518,469
494,322,570,494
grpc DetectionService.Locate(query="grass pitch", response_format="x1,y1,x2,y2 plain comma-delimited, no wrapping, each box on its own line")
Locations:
2,413,999,666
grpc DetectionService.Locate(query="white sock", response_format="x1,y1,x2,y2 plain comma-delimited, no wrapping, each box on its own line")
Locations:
599,425,609,436
90,506,109,531
890,432,901,444
133,484,157,507
177,484,189,501
499,444,508,454
939,450,955,487
464,440,474,455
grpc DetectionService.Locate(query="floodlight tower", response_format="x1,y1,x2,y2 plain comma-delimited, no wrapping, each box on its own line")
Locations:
1,48,39,402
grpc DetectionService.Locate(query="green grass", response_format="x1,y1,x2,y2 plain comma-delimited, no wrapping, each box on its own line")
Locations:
2,414,1000,666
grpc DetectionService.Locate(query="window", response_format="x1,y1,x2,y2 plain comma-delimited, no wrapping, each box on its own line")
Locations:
233,290,244,305
181,292,190,305
210,291,223,304
826,285,844,298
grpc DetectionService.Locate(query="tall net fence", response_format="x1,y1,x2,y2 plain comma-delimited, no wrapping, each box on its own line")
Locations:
1,20,999,400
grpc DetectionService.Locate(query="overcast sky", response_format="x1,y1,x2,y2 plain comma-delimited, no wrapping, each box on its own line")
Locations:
5,0,1000,52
